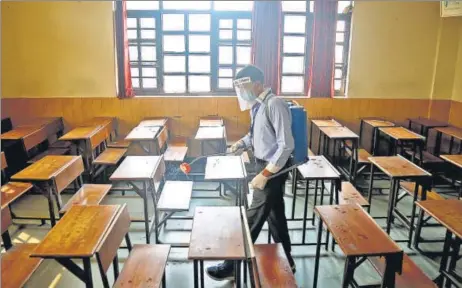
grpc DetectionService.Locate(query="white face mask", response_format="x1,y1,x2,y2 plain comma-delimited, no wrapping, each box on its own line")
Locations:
234,77,257,111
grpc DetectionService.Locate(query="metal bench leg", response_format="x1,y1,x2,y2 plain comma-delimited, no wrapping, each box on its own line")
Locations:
193,260,199,288
312,180,319,226
313,218,323,288
302,180,309,245
1,231,12,250
342,257,356,288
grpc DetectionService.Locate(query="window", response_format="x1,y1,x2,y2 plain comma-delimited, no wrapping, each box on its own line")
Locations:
280,1,314,95
335,1,353,96
126,0,252,95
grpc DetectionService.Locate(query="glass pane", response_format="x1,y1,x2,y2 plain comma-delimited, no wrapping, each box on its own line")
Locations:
338,1,352,13
214,1,253,11
282,1,306,12
163,14,184,31
127,18,137,28
335,45,343,63
140,18,155,28
164,76,186,93
141,30,155,39
163,35,185,52
334,80,342,90
237,19,251,29
219,19,233,29
129,46,138,61
236,46,251,65
189,35,210,52
127,1,159,10
281,76,304,93
284,15,306,34
131,68,139,77
142,68,156,77
218,78,233,89
336,32,344,42
164,56,186,72
282,56,305,74
219,46,233,64
310,1,314,12
128,30,137,40
163,1,211,10
132,78,140,88
220,30,233,40
189,76,211,92
143,78,157,88
283,36,305,53
189,56,211,73
335,69,342,79
141,46,156,61
219,69,233,77
189,14,211,31
237,30,251,41
337,20,345,32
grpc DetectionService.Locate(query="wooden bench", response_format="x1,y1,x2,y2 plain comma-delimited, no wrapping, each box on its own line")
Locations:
404,150,444,166
93,148,127,165
27,146,70,164
369,255,436,288
400,181,444,201
107,136,131,149
157,181,193,212
114,244,171,288
253,244,297,287
59,184,112,215
346,148,371,164
339,182,370,207
1,182,34,209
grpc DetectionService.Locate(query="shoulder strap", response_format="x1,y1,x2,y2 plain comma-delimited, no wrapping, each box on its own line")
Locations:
263,95,276,135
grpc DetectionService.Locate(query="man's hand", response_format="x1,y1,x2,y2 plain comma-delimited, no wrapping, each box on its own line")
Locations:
250,172,269,190
230,140,245,153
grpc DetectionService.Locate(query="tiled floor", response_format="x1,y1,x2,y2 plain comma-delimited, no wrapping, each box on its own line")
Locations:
4,177,461,288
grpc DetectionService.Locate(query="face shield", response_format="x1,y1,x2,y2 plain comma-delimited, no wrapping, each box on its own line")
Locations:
234,77,257,111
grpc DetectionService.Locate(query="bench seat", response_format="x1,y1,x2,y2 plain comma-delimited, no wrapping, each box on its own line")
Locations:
107,136,131,149
49,140,72,149
404,150,444,164
93,148,127,165
346,148,371,164
59,184,112,215
1,243,43,288
27,147,70,164
164,146,188,162
157,181,193,212
400,181,444,201
253,244,297,287
339,182,369,207
369,255,436,288
1,182,34,209
114,244,171,288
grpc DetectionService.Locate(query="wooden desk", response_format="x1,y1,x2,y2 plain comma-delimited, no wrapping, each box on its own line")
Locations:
11,155,84,226
199,118,224,127
110,156,165,243
433,126,462,156
368,155,432,246
31,205,128,288
18,117,64,139
379,126,425,161
309,119,342,152
440,154,462,169
415,200,462,287
138,118,168,128
360,119,395,155
408,118,447,140
163,146,188,162
83,117,116,140
295,156,341,244
189,206,245,288
195,126,227,156
1,182,33,210
1,126,48,152
60,126,103,167
125,126,161,155
318,126,359,182
313,204,403,288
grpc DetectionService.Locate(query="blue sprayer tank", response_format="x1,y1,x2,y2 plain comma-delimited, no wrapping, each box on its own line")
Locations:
286,101,308,164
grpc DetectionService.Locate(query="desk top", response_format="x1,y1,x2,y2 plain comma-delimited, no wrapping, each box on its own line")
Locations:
1,152,6,170
125,126,161,141
311,119,342,128
315,204,402,257
408,118,447,128
0,126,42,140
188,206,245,260
163,146,188,162
440,154,462,169
319,126,359,139
379,127,425,141
199,119,224,127
195,126,225,140
83,117,114,128
138,118,167,127
60,126,100,141
363,119,395,128
416,200,462,239
368,156,431,178
31,205,119,258
110,156,163,181
434,126,462,141
1,182,34,210
205,156,246,180
297,156,340,180
12,155,82,181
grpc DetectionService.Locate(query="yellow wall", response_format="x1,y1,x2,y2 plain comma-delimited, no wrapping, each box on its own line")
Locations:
1,1,116,98
452,23,462,102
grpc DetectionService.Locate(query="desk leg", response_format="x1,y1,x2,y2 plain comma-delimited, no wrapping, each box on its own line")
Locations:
313,218,323,288
312,180,319,226
302,180,310,245
83,257,93,288
235,260,242,288
435,131,442,156
317,131,322,155
142,181,150,244
373,128,379,156
291,168,297,220
193,260,199,288
1,231,12,250
45,184,57,227
342,257,356,288
200,260,205,288
386,178,397,234
447,237,461,286
149,180,160,244
381,255,397,288
436,230,453,287
113,254,119,280
408,182,422,248
367,165,376,214
414,208,425,249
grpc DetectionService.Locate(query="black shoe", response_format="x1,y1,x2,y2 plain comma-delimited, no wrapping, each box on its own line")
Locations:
206,263,235,281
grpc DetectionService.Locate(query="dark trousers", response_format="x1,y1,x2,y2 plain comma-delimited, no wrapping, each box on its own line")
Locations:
225,159,294,268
